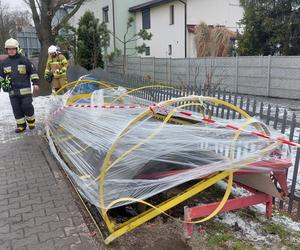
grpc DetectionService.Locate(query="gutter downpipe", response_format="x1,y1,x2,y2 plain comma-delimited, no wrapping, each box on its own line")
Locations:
178,0,187,58
112,0,116,50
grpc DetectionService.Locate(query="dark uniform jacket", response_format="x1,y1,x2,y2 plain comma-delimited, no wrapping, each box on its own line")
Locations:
0,53,39,93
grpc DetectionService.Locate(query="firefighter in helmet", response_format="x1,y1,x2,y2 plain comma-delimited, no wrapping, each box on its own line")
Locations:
0,38,39,133
44,45,68,92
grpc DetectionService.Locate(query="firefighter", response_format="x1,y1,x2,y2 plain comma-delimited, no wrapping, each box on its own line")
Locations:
44,45,68,92
0,38,39,133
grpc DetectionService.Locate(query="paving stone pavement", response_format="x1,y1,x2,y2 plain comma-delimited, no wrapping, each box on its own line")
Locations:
0,132,98,250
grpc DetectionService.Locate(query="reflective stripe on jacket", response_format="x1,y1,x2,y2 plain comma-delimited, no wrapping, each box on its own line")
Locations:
45,54,68,78
0,53,39,91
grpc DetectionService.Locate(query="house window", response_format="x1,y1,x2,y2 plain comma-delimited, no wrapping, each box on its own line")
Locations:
103,6,109,23
142,8,151,29
170,5,174,25
145,46,150,56
168,45,172,56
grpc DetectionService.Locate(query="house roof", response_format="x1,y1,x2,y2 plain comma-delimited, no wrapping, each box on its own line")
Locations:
129,0,175,12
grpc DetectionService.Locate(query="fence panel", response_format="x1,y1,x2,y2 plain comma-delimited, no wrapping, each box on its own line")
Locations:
107,55,300,99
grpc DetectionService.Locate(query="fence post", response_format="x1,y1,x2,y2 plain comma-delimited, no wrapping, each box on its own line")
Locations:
126,55,128,74
139,56,142,76
169,57,172,84
153,57,156,83
166,58,168,83
187,57,190,86
267,55,271,97
235,55,239,93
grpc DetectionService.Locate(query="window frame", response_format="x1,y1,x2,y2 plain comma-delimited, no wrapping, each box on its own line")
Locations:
103,6,109,23
145,46,150,56
169,5,174,25
168,44,172,56
142,8,151,30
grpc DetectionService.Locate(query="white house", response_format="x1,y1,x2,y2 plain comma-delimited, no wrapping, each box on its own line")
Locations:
70,0,148,54
130,0,244,58
130,0,186,58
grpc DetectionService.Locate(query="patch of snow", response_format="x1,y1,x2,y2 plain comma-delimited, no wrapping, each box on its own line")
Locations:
0,92,50,142
272,212,300,232
216,213,272,243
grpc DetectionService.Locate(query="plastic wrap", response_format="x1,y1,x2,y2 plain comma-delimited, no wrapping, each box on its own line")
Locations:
46,78,291,209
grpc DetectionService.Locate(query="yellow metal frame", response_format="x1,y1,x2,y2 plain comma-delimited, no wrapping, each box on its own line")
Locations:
104,171,231,244
50,82,274,244
97,95,272,244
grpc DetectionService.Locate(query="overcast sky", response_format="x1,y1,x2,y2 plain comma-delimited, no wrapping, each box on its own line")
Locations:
2,0,29,11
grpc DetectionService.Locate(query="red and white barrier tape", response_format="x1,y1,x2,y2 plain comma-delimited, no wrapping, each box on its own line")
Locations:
68,104,143,109
46,104,145,124
151,105,299,148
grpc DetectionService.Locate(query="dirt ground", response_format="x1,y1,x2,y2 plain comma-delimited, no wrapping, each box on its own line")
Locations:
67,182,300,250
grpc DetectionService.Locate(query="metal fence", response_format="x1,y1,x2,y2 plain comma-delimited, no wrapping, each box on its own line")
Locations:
100,70,300,219
107,56,300,100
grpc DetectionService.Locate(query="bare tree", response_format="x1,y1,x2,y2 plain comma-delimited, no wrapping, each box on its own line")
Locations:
108,16,152,74
0,0,31,53
24,0,87,83
0,1,12,53
12,11,32,32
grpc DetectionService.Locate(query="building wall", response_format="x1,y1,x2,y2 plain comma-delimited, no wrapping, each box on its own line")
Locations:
71,0,244,58
113,0,147,55
188,32,197,58
187,0,243,31
71,0,147,54
134,0,243,58
135,1,185,58
71,0,102,24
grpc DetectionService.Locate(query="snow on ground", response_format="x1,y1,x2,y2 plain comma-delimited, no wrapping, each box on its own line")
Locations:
217,180,300,233
0,92,50,143
272,212,300,232
216,213,275,243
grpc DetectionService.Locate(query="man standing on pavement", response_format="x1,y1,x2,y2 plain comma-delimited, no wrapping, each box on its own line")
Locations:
0,38,39,133
44,45,68,93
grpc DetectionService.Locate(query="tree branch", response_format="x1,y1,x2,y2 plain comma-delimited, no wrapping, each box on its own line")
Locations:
27,0,41,29
108,30,124,44
127,37,141,43
126,34,139,43
52,0,85,34
53,0,72,14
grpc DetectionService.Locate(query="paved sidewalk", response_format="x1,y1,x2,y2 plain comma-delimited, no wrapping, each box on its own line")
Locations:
0,133,98,250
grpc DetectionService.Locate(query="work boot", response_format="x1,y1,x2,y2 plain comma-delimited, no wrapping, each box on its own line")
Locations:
26,116,35,130
28,123,35,130
15,124,26,133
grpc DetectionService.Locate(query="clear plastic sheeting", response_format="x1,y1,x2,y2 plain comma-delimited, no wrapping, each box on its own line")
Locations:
46,77,291,209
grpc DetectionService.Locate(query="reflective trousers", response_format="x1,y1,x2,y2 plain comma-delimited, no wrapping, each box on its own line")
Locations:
9,94,34,121
51,76,67,91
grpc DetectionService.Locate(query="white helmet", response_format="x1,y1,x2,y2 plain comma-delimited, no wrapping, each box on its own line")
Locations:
48,45,57,54
5,38,19,49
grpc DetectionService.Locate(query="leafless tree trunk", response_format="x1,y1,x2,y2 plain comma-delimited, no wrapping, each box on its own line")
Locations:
24,0,87,94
